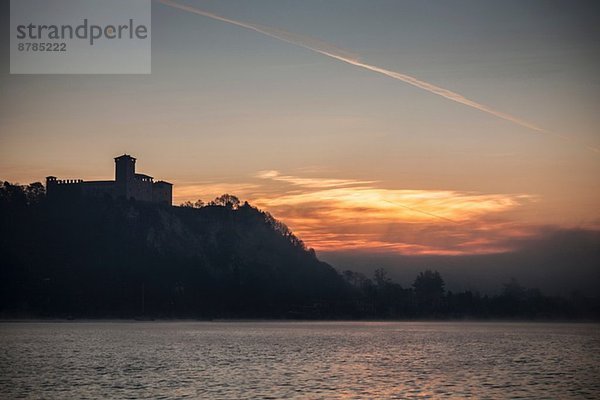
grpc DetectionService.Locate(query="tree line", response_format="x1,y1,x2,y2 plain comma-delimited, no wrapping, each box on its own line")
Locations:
340,269,598,319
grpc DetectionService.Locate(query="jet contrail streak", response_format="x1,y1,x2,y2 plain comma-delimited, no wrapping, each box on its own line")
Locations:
157,0,599,154
383,200,459,224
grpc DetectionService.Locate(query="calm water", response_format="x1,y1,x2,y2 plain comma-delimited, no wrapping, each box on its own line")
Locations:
1,321,599,399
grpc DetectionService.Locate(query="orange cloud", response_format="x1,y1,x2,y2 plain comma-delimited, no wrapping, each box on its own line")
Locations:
174,171,539,255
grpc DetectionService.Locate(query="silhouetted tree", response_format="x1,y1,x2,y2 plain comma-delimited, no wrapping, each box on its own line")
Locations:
24,182,45,204
180,199,205,208
0,181,28,206
263,211,306,249
343,270,372,289
374,268,392,286
413,270,445,316
211,194,240,209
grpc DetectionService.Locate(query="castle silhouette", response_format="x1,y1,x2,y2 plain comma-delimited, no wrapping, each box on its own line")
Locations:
46,154,172,205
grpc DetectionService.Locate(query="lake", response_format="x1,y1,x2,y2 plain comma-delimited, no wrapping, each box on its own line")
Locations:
1,321,599,399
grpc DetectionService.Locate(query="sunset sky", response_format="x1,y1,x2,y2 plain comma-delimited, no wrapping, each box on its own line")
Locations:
1,0,599,257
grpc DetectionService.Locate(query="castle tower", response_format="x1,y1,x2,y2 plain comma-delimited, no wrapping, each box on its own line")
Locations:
46,176,57,198
115,154,136,182
115,154,136,199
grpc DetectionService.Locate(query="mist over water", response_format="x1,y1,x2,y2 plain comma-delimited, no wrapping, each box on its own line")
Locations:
1,321,599,399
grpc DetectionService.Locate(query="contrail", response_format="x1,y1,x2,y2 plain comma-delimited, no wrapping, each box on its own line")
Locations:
383,200,458,224
157,0,599,154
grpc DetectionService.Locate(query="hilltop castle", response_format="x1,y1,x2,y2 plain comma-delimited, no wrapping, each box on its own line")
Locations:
46,154,172,205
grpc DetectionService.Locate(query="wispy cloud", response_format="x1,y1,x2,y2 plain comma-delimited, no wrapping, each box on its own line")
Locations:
255,170,375,189
253,172,537,254
174,171,538,255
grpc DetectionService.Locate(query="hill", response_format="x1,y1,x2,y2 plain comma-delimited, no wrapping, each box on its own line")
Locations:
0,183,346,318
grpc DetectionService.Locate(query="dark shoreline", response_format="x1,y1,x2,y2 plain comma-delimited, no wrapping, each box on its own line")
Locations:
2,318,599,324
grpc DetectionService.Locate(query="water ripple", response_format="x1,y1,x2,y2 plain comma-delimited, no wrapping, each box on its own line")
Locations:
1,322,599,399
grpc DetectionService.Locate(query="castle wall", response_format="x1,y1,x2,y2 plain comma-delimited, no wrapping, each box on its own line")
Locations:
81,181,115,199
46,155,172,205
130,177,154,202
46,178,83,201
153,181,173,205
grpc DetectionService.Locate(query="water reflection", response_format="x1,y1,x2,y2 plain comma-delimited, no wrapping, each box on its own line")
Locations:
1,322,599,399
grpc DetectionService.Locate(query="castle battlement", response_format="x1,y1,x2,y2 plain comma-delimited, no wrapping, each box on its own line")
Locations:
47,178,84,185
46,154,172,205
